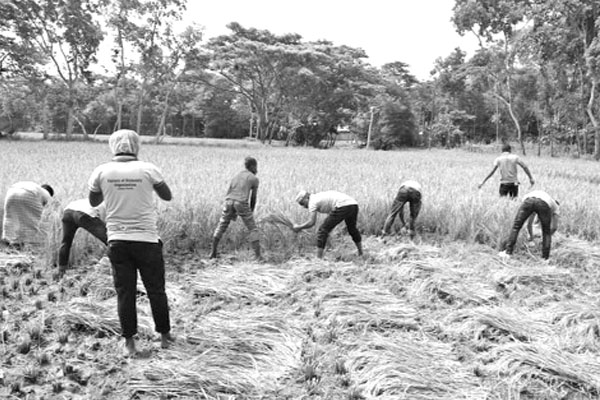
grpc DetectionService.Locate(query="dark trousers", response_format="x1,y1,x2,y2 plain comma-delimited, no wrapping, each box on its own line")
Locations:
383,187,422,233
317,205,361,249
499,183,519,198
505,197,553,259
107,240,170,338
59,210,107,267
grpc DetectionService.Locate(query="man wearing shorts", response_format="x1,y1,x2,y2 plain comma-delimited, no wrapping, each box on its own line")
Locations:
478,144,535,198
210,156,262,261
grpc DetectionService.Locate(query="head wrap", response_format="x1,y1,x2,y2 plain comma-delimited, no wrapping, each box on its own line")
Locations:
109,129,140,156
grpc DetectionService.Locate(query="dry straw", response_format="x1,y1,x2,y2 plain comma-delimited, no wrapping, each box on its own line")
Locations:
346,332,489,399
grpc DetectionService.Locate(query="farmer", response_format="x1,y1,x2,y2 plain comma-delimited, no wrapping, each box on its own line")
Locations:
1,181,54,248
500,190,559,260
381,180,422,238
293,190,363,258
57,198,107,276
88,129,174,356
478,144,535,198
210,156,262,261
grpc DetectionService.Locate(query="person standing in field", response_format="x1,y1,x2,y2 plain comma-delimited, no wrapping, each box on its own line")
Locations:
57,198,107,277
210,156,262,261
293,190,363,259
1,181,54,248
500,190,559,260
88,129,174,356
478,144,535,198
381,180,422,239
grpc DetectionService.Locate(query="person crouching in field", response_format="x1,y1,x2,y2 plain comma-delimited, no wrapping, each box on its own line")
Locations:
57,198,107,277
88,129,174,356
478,144,535,198
381,180,422,239
293,190,363,259
1,181,54,248
210,156,262,261
500,190,559,260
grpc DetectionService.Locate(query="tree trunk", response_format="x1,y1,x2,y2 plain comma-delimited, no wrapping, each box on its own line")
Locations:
587,79,600,160
136,78,147,134
74,115,88,138
66,105,75,140
155,84,176,144
42,95,49,140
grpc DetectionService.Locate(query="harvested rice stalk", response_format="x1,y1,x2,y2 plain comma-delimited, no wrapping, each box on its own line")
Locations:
482,342,600,394
51,299,153,337
316,285,420,332
346,332,489,399
410,274,498,306
444,307,553,344
260,212,294,229
493,267,573,288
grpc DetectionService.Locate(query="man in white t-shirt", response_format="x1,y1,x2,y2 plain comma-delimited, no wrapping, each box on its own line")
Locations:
501,190,559,259
58,198,107,276
293,190,363,258
1,181,54,248
88,129,174,356
478,144,534,198
381,180,422,238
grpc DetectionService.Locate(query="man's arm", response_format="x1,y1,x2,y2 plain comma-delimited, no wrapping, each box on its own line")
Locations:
153,181,172,201
518,160,535,186
478,166,498,189
293,211,318,232
249,187,258,211
551,213,559,235
89,191,104,207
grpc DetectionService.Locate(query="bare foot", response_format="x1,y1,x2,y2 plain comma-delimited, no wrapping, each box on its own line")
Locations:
161,333,175,349
124,337,137,357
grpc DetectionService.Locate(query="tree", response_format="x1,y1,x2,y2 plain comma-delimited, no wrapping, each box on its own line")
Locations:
1,0,104,139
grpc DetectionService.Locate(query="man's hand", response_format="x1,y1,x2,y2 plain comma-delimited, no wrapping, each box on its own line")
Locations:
529,178,535,186
477,183,484,190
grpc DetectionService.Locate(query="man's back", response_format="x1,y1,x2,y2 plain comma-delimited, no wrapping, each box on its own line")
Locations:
494,152,520,184
225,170,258,203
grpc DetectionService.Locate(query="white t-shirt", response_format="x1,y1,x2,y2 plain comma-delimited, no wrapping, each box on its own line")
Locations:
308,191,358,214
88,159,165,242
524,190,559,215
65,199,106,221
401,180,421,191
493,152,523,184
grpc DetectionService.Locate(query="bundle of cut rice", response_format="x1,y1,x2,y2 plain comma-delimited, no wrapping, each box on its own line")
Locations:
535,301,600,352
482,342,600,394
188,263,290,305
52,298,153,337
260,212,294,229
346,332,489,399
410,274,498,306
493,266,573,288
316,284,420,332
129,308,302,397
444,307,553,344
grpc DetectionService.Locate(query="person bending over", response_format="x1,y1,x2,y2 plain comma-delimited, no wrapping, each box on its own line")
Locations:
500,190,559,260
293,190,363,259
57,198,107,276
381,180,422,239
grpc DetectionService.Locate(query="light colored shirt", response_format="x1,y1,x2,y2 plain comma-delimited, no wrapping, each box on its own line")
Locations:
65,199,106,221
308,191,358,214
524,190,559,215
8,181,52,206
225,170,259,203
493,152,524,184
1,181,52,243
401,180,421,192
88,159,165,242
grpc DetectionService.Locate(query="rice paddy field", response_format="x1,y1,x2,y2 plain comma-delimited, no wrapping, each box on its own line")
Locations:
2,139,600,399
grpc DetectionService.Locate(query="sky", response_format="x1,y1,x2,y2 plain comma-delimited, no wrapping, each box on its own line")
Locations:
184,0,480,80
